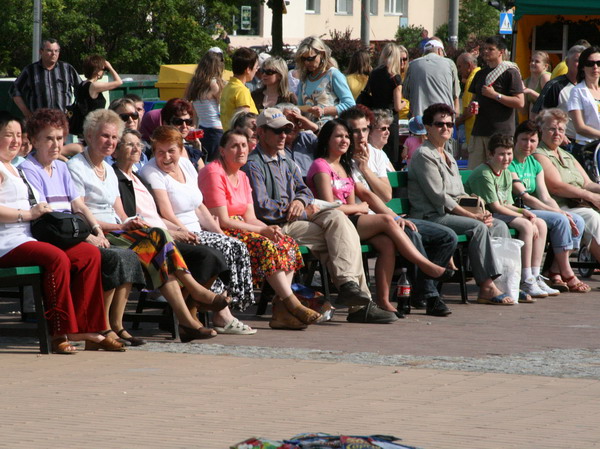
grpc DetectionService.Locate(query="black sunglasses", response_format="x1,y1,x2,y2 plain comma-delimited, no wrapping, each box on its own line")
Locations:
301,55,318,62
269,126,293,135
433,121,455,128
171,117,193,126
119,112,139,122
584,60,600,68
262,69,279,76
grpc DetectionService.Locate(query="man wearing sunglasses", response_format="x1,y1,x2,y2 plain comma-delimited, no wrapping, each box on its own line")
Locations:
467,35,524,169
245,108,397,323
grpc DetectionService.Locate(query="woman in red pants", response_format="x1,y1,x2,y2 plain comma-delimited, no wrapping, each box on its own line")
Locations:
0,111,123,354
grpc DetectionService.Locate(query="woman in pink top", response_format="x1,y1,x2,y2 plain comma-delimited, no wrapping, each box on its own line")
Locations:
199,130,322,330
306,119,453,312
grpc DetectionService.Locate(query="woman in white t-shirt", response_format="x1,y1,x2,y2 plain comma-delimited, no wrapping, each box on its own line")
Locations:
139,126,257,334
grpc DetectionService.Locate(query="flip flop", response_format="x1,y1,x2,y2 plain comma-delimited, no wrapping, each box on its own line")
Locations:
214,318,257,335
518,290,536,303
476,293,515,305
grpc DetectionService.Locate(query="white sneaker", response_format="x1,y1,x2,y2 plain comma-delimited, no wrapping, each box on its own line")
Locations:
536,275,560,296
520,278,549,298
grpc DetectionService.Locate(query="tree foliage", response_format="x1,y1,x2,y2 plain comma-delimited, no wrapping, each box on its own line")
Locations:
394,25,427,50
435,0,500,47
0,0,245,76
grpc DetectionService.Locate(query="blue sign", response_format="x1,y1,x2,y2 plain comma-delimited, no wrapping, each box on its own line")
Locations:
499,12,513,35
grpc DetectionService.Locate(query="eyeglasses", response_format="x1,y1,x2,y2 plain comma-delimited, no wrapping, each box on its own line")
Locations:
301,55,318,62
432,121,454,128
373,126,390,132
269,126,293,135
583,60,600,68
262,69,278,76
124,142,143,149
119,112,139,122
171,117,193,126
544,126,566,134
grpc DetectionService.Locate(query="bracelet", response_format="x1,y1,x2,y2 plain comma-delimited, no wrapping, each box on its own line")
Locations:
517,208,524,214
394,216,402,221
17,209,23,223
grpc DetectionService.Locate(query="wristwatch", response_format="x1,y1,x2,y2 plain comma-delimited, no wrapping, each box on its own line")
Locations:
496,94,503,101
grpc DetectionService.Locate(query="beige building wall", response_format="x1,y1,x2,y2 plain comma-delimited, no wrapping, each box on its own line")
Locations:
229,0,449,47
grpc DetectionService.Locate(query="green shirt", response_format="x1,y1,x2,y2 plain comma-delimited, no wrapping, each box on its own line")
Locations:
534,141,584,207
465,163,514,207
508,155,542,195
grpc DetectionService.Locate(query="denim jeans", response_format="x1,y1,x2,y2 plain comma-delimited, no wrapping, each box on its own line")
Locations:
200,127,224,162
402,219,458,299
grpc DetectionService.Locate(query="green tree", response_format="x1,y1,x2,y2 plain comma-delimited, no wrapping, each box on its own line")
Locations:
394,24,426,49
435,0,500,47
0,0,244,76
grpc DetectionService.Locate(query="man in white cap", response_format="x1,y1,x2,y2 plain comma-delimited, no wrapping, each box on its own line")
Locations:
403,37,460,117
243,108,398,324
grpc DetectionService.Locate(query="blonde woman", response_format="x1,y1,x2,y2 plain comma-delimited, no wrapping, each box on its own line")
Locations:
251,57,297,111
523,50,551,117
184,50,225,161
295,36,355,126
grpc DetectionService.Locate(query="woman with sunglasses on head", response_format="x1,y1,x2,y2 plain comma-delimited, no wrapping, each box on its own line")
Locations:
184,50,225,162
295,36,355,127
251,57,297,113
568,46,600,157
408,103,515,305
161,98,204,170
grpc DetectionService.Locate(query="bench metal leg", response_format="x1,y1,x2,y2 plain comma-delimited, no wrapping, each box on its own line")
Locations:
31,277,50,354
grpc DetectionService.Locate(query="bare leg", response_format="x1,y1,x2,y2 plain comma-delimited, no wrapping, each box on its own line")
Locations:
368,234,397,312
589,239,600,263
532,220,547,268
266,270,294,298
509,217,533,269
160,276,216,333
174,270,231,308
477,278,514,303
356,214,446,279
108,283,134,338
103,288,115,333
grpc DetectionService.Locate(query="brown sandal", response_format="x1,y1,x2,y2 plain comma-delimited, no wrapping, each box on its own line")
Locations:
545,271,569,293
51,338,77,355
564,276,591,293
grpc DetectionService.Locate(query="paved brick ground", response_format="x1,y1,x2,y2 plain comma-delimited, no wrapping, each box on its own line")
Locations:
2,277,600,448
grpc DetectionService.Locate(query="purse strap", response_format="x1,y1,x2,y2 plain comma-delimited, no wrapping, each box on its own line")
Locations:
16,168,38,207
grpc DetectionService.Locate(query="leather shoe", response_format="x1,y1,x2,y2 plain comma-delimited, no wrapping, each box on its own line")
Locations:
426,268,455,283
426,296,452,317
410,297,427,309
347,302,398,324
336,281,371,306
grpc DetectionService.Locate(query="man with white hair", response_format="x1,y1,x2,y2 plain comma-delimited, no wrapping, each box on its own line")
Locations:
403,37,461,117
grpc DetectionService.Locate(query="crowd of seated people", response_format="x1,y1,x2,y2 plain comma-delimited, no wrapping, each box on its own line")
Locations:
4,34,600,352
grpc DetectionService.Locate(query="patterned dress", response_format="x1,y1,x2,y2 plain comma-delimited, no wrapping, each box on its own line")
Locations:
199,160,304,287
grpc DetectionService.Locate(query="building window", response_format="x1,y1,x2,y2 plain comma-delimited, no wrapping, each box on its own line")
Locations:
335,0,353,15
385,0,407,15
370,0,378,15
306,0,320,13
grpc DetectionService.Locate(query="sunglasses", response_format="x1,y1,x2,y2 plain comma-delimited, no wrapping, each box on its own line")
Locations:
262,69,278,76
269,126,293,135
301,55,318,62
171,117,193,126
584,60,600,68
119,112,139,122
401,58,408,62
374,126,390,132
433,121,454,128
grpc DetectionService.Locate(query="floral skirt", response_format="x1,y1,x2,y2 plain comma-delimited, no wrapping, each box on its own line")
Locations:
195,230,255,311
106,227,188,291
224,217,304,286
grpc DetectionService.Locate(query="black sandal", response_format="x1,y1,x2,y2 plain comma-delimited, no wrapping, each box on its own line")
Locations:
116,328,147,346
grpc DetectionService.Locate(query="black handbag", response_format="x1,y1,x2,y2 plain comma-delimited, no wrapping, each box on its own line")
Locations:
18,169,91,249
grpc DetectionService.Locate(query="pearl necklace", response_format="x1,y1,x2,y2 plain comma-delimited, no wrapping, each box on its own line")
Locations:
84,150,105,180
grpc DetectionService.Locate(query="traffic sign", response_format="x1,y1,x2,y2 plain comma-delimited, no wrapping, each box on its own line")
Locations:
499,12,513,35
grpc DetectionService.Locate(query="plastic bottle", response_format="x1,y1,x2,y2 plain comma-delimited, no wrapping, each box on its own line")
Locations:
396,267,411,316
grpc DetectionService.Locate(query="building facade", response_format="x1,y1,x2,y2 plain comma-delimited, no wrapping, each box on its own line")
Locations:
229,0,450,48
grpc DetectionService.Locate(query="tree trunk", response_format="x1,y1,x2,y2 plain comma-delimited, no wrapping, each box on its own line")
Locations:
270,1,283,56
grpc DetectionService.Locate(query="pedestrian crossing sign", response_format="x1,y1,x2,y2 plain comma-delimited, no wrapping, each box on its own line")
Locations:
499,12,513,35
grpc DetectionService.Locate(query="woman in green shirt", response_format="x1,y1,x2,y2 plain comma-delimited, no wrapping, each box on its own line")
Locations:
465,134,549,300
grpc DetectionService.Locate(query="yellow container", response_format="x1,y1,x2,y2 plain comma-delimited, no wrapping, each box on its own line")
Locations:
155,64,233,101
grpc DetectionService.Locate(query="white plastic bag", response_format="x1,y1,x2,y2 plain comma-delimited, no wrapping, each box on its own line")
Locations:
491,237,523,302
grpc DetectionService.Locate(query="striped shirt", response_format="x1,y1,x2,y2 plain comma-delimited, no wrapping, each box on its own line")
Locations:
193,98,222,129
10,60,81,113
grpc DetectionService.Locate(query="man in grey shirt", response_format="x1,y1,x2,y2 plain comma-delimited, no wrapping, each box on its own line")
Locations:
403,38,460,117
